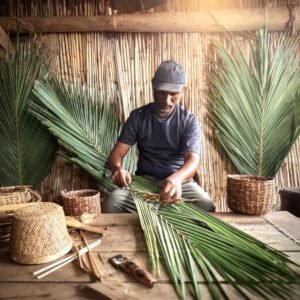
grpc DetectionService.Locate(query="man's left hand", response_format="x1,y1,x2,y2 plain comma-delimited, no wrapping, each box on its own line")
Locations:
159,178,182,203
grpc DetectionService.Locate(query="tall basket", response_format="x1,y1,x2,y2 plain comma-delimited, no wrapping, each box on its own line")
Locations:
227,175,275,215
0,186,42,247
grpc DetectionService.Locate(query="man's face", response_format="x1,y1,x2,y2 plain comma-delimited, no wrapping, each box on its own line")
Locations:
153,89,184,117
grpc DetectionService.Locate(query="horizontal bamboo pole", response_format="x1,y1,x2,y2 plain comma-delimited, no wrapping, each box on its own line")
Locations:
0,7,299,33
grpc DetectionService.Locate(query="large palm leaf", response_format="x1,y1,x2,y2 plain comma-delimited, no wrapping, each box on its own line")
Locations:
0,38,57,187
209,30,300,177
30,77,137,191
30,78,299,300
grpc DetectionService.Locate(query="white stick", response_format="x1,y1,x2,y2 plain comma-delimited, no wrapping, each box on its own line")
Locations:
37,257,76,279
33,254,74,276
33,239,101,278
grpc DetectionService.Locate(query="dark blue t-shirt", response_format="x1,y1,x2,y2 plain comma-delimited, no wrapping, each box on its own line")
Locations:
118,103,200,180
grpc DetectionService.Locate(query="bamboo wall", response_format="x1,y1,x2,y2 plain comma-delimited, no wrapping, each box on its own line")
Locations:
1,0,299,211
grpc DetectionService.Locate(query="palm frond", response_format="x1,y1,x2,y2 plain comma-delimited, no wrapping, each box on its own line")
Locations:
30,77,299,300
30,77,137,191
293,89,300,140
134,194,300,300
209,30,300,177
0,37,57,187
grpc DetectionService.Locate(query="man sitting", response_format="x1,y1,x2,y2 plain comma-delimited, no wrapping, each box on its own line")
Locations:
102,60,215,213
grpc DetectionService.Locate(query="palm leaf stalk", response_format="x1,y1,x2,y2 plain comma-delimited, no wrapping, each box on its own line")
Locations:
209,30,300,177
30,78,299,300
0,37,57,187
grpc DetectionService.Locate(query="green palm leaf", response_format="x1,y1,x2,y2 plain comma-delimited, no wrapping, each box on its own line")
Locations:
30,77,299,300
30,77,137,191
209,30,300,177
0,38,57,187
134,194,299,300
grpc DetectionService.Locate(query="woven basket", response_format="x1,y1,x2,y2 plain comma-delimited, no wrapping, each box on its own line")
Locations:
227,175,275,215
0,186,42,248
0,186,41,205
62,189,101,218
9,202,73,264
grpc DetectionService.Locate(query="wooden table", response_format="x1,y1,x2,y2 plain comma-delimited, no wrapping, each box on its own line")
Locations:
0,211,300,300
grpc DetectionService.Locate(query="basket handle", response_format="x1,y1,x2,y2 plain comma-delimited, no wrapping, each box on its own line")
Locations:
29,189,42,202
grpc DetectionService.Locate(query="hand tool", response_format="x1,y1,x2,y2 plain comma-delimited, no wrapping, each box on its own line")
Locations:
109,254,156,288
65,216,106,235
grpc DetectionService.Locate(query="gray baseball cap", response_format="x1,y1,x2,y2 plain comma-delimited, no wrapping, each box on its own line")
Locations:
152,60,186,92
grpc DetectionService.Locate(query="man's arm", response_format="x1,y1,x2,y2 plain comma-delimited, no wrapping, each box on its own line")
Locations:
159,151,200,202
108,142,132,187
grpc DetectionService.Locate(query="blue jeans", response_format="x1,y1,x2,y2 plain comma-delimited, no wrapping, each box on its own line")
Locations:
102,177,215,213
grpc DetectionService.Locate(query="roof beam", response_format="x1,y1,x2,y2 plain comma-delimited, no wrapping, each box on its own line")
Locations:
0,8,298,33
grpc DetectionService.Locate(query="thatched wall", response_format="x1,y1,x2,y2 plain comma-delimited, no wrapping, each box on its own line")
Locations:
1,0,299,211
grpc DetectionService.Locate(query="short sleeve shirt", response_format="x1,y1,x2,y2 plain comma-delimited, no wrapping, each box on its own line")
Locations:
118,103,200,180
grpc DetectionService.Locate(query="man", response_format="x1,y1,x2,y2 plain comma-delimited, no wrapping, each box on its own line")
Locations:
102,60,215,213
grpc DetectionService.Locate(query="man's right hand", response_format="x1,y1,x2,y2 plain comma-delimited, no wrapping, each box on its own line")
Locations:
159,178,182,203
111,168,132,188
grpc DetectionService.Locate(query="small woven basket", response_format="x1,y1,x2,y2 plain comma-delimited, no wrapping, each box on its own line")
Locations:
0,186,42,248
9,202,73,264
227,175,275,215
0,186,41,205
62,189,101,218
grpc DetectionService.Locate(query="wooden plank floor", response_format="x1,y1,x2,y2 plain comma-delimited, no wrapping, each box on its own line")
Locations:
0,211,299,300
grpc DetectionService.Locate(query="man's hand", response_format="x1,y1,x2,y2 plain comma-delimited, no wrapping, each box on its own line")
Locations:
108,142,132,188
159,152,199,203
159,178,182,203
111,168,132,188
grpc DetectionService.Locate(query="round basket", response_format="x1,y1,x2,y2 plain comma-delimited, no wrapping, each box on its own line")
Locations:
0,186,42,248
227,175,275,215
62,189,101,218
9,202,73,264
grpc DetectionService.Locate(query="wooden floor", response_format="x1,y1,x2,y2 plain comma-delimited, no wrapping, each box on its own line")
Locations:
0,211,300,300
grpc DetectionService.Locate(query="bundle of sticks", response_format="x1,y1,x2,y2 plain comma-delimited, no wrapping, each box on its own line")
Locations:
33,235,102,280
75,231,103,281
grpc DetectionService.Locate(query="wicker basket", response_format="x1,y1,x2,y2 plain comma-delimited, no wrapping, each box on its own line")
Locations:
0,186,42,248
62,189,101,218
227,175,275,215
9,202,73,264
0,185,41,205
